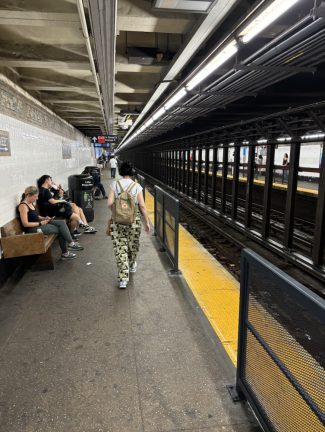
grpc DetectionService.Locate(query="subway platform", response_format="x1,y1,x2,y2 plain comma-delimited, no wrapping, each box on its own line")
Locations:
0,168,261,432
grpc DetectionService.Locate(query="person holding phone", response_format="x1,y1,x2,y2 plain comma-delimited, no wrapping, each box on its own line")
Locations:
19,186,84,260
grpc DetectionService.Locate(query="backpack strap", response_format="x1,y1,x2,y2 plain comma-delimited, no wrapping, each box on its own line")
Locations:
126,182,136,193
116,181,123,194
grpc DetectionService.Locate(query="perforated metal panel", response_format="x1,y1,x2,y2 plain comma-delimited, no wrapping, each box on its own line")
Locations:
237,250,325,432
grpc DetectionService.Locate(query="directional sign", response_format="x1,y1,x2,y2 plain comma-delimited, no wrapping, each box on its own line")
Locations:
92,135,118,144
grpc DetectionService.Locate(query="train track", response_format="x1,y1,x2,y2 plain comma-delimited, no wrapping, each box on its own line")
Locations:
143,174,325,300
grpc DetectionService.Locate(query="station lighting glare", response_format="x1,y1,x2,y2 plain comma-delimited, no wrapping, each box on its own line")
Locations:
242,140,249,144
146,118,154,127
153,107,166,121
164,88,187,110
301,133,325,140
186,41,238,90
240,0,300,44
277,137,292,142
257,139,268,144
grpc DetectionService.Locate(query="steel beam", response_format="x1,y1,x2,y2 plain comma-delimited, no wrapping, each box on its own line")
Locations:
197,149,202,202
234,64,317,73
221,147,228,214
231,146,240,220
284,143,301,249
245,146,255,228
262,145,275,238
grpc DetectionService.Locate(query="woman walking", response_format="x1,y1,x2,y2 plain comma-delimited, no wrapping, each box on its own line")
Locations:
19,186,84,260
107,161,150,289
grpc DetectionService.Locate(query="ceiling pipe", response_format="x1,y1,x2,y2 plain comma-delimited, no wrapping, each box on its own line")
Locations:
76,0,108,133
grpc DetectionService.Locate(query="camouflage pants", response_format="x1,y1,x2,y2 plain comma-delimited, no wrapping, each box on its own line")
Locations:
111,215,141,282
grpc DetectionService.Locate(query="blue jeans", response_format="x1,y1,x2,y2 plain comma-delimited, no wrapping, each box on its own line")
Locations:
111,168,116,178
97,182,106,196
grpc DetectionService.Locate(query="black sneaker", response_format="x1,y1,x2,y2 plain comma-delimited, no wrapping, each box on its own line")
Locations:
73,229,82,236
84,226,97,233
71,233,79,241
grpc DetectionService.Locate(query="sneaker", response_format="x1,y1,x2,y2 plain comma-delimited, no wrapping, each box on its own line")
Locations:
130,262,137,273
71,233,79,241
84,226,97,234
102,196,108,199
79,222,87,228
61,252,77,260
73,229,82,236
119,281,127,289
68,243,84,251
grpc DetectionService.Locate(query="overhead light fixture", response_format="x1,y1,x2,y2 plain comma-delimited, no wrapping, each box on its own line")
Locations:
301,133,325,140
164,88,187,110
153,108,166,121
242,140,249,144
277,137,292,142
257,139,268,144
186,40,238,90
151,0,217,14
146,118,154,128
240,0,300,44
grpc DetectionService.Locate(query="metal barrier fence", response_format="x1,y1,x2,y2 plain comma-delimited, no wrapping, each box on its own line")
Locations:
233,249,325,432
137,174,145,202
154,185,181,274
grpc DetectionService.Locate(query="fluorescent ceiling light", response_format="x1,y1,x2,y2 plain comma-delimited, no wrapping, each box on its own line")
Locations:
301,133,325,139
164,88,187,110
153,107,166,121
186,40,237,91
277,137,292,142
257,139,268,144
146,118,154,128
240,0,300,44
152,0,214,14
140,125,147,132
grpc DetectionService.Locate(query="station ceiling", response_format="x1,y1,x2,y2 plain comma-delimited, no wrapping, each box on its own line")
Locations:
1,0,324,149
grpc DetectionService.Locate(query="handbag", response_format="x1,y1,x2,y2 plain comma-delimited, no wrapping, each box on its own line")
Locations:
106,218,112,236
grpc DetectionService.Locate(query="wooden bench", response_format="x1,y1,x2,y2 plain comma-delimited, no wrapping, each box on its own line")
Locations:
1,217,57,271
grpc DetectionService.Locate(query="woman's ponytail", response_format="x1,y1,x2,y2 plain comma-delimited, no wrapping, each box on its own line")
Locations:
21,186,39,202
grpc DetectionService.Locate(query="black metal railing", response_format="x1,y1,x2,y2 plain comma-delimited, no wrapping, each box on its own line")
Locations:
154,185,181,274
137,173,145,202
233,248,325,432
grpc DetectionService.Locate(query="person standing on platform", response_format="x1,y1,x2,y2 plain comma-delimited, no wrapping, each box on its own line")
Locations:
97,154,104,174
107,161,150,289
258,154,263,175
283,153,289,180
109,156,118,178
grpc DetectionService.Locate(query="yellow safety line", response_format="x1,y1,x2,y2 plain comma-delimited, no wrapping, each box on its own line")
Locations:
169,165,318,196
145,188,325,428
145,190,240,365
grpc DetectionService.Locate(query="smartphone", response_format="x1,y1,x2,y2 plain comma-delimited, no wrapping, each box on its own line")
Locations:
51,216,56,219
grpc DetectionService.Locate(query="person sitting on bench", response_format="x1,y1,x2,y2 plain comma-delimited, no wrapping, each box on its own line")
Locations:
38,175,85,242
83,167,108,199
50,179,97,235
19,186,83,260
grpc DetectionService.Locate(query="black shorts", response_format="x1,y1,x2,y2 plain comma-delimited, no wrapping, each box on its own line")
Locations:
55,210,73,219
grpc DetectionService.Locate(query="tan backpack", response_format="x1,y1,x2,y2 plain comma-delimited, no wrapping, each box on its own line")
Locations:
112,181,138,225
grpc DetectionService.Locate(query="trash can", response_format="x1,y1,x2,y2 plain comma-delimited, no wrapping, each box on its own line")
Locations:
68,174,94,222
85,165,101,182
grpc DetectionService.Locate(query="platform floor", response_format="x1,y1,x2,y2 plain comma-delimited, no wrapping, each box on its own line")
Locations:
0,169,261,432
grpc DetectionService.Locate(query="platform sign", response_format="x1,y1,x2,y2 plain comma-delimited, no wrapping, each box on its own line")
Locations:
0,130,11,156
92,135,118,144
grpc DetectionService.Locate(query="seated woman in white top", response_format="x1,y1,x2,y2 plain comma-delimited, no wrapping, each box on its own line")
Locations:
107,161,150,289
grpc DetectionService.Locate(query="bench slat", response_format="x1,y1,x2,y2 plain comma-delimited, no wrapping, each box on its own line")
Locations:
1,233,48,258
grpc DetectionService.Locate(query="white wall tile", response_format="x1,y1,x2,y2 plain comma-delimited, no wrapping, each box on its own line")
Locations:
0,112,96,232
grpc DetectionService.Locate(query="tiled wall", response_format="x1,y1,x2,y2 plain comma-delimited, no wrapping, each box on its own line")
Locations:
0,113,95,229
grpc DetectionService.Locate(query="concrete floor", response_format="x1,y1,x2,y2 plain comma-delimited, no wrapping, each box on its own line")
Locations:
0,169,261,432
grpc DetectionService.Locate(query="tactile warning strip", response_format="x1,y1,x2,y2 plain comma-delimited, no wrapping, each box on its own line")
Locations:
145,190,240,365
